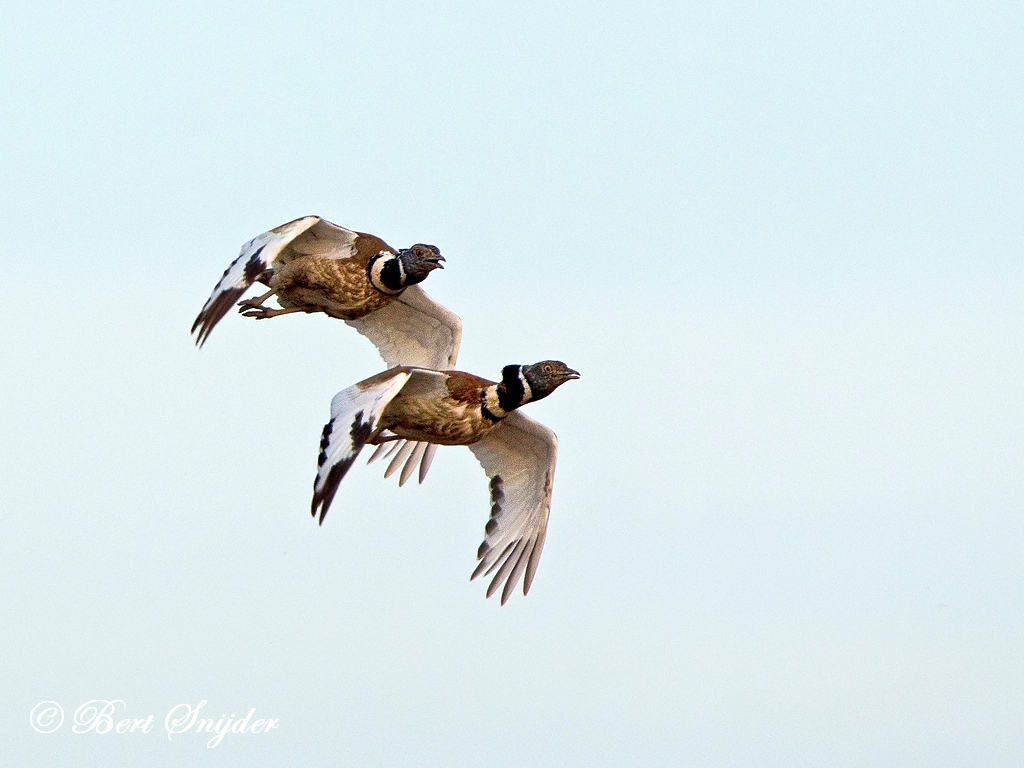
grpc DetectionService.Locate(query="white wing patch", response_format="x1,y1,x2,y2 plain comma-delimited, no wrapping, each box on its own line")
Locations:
191,216,320,346
283,217,361,259
349,285,463,485
311,369,411,524
346,285,462,370
468,411,559,604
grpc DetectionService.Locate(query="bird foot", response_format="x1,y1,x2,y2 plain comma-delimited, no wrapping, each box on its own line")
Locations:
240,306,278,319
240,305,309,320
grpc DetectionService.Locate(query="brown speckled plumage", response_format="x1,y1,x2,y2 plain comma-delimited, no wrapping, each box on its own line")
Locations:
310,362,579,603
191,216,444,342
273,251,395,320
378,370,500,446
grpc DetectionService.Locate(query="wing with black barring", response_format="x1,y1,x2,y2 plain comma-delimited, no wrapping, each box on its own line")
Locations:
468,411,559,604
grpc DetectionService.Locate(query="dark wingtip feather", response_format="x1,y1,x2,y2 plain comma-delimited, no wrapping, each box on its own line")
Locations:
313,456,358,527
318,478,340,524
191,286,248,347
471,553,488,581
310,410,376,527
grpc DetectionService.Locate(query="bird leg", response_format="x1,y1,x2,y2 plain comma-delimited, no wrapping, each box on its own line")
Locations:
237,289,277,312
240,305,311,320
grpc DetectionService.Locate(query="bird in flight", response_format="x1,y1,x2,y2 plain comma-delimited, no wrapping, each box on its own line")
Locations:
192,216,462,482
311,361,580,604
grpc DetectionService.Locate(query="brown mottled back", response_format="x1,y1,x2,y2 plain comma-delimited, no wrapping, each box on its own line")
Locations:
445,371,496,406
351,231,395,265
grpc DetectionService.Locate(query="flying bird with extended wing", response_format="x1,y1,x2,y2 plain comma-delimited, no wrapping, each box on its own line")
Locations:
192,216,462,482
311,361,580,604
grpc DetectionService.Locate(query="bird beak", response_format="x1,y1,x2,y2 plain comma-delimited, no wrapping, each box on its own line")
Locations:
564,368,580,380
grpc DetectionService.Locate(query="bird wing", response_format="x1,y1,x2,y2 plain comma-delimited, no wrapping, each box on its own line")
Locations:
191,216,361,346
345,285,462,369
311,367,447,524
348,285,463,486
280,217,368,260
468,411,559,604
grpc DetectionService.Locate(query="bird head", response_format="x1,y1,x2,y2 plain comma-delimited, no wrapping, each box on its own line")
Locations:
398,244,444,285
520,361,581,402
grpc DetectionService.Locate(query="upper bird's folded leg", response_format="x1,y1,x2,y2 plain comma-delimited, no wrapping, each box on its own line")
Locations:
237,288,278,313
240,305,312,320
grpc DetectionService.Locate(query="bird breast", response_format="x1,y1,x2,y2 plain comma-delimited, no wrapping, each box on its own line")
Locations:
273,256,394,319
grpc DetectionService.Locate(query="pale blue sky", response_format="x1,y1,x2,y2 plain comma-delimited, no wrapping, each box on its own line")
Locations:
2,1,1023,765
